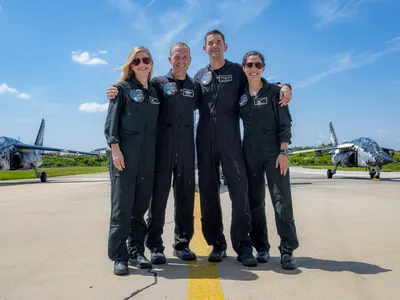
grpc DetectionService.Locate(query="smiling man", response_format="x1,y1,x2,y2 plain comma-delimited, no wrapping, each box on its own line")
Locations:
194,29,292,266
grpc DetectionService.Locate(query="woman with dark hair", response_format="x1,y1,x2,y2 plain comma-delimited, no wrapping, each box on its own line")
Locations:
239,51,299,270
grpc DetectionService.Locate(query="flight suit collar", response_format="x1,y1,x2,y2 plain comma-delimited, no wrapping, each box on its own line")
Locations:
127,74,150,89
245,77,272,98
207,59,233,72
166,69,189,82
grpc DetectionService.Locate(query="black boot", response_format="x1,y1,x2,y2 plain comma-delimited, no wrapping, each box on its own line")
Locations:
208,246,227,262
113,261,129,275
173,248,197,261
237,253,258,267
128,253,152,269
280,253,297,270
150,248,167,264
255,251,270,263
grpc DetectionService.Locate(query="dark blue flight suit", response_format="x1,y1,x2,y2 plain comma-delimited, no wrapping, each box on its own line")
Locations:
239,77,299,268
194,60,254,262
104,75,159,268
144,70,200,261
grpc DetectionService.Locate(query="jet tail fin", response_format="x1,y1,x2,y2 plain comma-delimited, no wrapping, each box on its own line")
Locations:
329,122,338,146
34,119,45,146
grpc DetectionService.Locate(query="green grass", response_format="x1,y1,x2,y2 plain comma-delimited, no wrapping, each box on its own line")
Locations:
0,167,108,181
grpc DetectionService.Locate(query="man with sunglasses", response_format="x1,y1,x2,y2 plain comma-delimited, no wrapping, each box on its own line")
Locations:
107,42,200,264
194,29,292,266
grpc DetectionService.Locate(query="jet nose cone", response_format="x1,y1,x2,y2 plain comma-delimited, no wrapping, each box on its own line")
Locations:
378,152,394,165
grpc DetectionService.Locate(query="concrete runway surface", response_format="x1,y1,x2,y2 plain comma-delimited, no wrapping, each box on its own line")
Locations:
0,167,399,300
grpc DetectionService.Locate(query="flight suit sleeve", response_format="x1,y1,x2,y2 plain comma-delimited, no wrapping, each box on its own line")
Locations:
194,70,202,82
104,86,123,146
194,81,201,110
239,69,247,95
273,90,292,144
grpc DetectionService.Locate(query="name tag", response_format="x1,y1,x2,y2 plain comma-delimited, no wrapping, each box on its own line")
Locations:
218,75,232,83
182,89,194,98
149,96,160,104
254,97,268,106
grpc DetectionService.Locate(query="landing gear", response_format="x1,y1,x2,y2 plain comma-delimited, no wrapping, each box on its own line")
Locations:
369,168,376,179
327,165,338,178
373,166,381,180
368,166,380,180
33,166,47,183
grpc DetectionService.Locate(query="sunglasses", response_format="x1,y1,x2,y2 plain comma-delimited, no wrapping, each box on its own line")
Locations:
132,57,152,66
244,62,264,69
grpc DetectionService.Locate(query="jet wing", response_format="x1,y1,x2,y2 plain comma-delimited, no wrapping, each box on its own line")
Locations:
289,143,355,155
13,142,99,156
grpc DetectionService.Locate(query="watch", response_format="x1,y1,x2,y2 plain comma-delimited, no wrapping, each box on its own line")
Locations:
279,149,289,156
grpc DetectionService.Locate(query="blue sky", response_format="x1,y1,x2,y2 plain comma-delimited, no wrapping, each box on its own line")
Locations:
0,0,399,151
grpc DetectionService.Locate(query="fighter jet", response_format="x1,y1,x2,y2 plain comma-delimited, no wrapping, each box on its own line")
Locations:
0,119,99,182
290,122,396,180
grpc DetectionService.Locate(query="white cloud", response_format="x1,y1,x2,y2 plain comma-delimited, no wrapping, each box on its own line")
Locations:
0,4,3,13
79,102,109,113
147,0,158,8
0,83,31,99
188,19,223,47
109,0,133,10
293,36,400,89
311,0,373,29
98,50,108,54
266,75,280,82
218,0,272,29
71,51,108,65
110,0,273,53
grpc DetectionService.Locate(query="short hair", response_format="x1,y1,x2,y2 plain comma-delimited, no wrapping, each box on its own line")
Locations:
170,42,190,55
242,51,266,66
204,29,226,45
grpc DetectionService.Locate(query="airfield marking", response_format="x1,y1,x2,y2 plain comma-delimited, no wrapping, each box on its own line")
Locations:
187,193,224,300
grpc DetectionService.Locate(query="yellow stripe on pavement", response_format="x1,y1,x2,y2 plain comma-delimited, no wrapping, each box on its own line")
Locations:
187,193,224,300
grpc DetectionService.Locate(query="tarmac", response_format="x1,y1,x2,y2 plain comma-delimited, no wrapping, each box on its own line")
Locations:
0,166,399,300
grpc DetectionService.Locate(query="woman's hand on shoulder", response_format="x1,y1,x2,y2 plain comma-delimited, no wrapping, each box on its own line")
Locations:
279,85,292,107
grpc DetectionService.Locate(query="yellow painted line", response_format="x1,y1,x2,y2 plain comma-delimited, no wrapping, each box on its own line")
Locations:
187,193,224,300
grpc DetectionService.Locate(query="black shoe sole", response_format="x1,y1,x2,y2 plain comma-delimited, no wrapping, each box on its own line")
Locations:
151,256,167,264
237,256,258,267
208,251,227,262
173,250,197,261
128,259,152,269
256,255,270,263
113,269,129,276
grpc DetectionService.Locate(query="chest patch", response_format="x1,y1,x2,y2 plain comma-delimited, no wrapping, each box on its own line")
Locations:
218,74,232,83
239,94,248,107
130,89,144,103
149,96,160,105
182,89,194,98
254,97,268,106
201,71,212,85
164,82,178,96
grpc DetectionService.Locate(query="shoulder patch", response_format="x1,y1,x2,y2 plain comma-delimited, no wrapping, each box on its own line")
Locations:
130,89,144,103
239,94,248,107
201,71,212,85
163,82,178,96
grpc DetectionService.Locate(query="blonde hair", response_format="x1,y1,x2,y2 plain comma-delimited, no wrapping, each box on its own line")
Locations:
117,46,153,83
